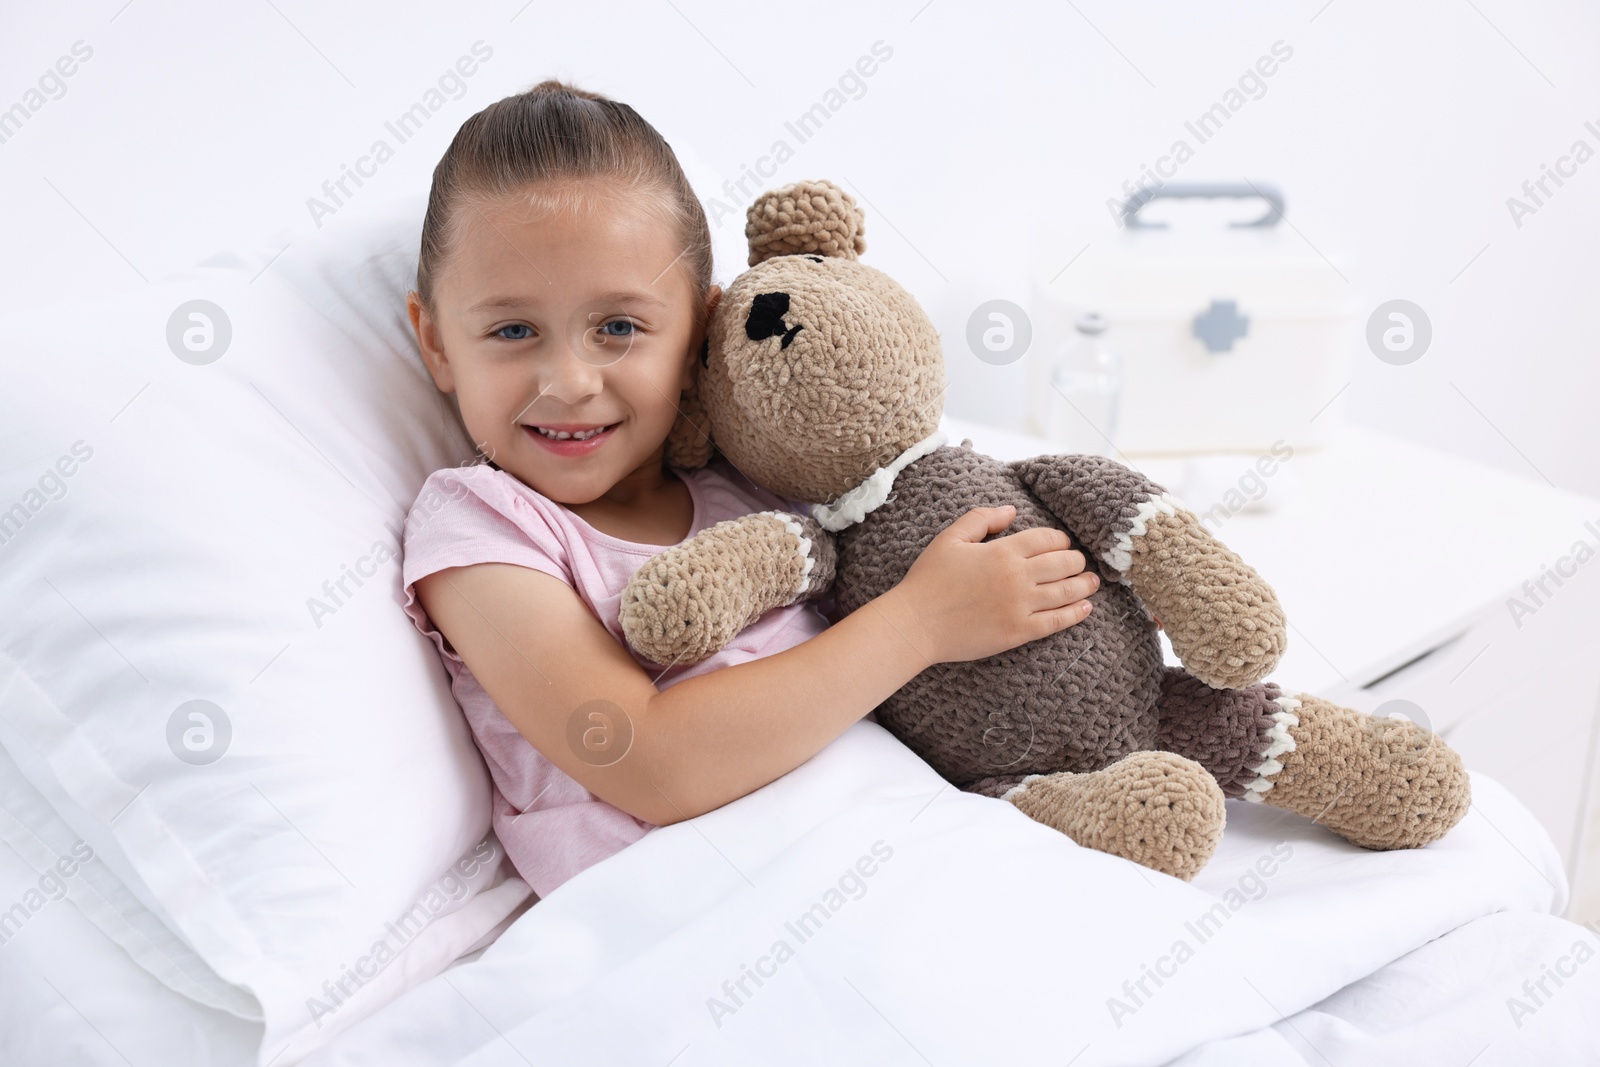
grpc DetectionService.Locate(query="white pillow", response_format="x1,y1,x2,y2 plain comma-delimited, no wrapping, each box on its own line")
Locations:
0,793,264,1067
0,187,533,1060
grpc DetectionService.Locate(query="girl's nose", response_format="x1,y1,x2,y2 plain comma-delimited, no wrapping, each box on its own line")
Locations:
539,351,603,406
538,317,623,403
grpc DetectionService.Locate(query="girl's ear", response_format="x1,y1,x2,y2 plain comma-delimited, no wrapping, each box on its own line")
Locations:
666,284,721,470
664,381,714,470
682,284,723,392
408,291,455,394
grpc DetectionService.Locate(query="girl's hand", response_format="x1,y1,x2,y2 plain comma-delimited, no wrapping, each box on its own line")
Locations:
885,504,1097,667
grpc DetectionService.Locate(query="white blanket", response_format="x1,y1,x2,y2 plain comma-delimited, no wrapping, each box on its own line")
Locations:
298,720,1580,1067
1172,910,1600,1065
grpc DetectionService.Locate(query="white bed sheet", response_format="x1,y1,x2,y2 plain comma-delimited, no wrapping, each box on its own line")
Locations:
8,720,1594,1066
285,719,1587,1067
12,897,1595,1067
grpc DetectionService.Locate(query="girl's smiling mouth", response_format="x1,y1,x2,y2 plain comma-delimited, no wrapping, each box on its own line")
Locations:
523,421,621,455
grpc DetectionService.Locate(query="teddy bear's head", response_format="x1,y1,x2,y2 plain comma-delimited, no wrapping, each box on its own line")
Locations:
684,180,946,504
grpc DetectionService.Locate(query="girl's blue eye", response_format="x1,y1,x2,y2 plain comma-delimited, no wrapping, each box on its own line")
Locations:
600,320,636,337
497,323,532,340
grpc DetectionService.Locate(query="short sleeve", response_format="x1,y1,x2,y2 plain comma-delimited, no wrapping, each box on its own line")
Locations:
399,465,572,662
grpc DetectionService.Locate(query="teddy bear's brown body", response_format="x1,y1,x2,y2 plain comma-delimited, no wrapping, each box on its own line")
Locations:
815,440,1310,805
620,179,1473,881
833,443,1167,789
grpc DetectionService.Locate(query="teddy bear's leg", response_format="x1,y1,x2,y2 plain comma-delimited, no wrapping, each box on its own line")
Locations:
1153,666,1294,799
1155,666,1471,850
966,751,1227,881
1246,692,1471,850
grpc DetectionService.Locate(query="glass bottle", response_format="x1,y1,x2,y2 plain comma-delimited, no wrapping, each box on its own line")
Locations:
1045,311,1122,457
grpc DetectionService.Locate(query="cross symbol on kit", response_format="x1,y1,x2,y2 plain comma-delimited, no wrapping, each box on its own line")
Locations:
1192,299,1250,353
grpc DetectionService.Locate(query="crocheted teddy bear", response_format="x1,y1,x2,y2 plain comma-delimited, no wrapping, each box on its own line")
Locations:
624,179,1471,881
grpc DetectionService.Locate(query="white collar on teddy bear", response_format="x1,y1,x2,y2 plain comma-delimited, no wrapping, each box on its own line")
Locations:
809,430,948,532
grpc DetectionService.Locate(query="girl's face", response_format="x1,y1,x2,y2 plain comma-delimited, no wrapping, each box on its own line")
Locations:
410,183,718,505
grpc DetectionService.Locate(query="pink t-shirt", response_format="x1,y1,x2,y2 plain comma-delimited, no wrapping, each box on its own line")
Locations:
400,455,830,900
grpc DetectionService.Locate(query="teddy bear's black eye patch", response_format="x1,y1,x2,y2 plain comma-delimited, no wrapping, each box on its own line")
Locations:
746,292,804,349
746,292,789,338
805,255,823,263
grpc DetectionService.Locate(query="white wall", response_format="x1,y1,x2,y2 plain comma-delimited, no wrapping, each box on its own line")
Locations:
4,0,1597,497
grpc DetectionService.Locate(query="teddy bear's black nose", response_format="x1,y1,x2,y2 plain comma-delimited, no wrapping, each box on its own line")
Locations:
746,292,804,349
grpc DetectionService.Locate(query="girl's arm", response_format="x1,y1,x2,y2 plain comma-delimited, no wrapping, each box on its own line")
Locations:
415,504,1096,826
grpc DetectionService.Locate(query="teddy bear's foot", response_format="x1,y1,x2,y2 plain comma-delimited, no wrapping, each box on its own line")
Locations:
1002,751,1226,881
1246,693,1471,850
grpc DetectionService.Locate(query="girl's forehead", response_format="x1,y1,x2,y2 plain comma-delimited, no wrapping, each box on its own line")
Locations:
464,189,661,255
445,188,692,305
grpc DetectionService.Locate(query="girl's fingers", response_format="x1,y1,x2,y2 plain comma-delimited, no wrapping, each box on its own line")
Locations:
942,505,1017,546
1029,548,1091,583
1028,599,1092,638
1030,573,1099,612
1006,525,1074,557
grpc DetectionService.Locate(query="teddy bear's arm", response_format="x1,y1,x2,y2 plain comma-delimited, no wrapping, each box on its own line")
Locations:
619,511,838,668
1010,454,1286,689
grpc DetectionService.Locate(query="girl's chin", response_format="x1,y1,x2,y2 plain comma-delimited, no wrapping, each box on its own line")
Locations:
514,470,608,506
510,446,637,498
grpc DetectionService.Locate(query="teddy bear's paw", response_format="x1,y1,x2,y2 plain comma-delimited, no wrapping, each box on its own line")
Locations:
1249,693,1471,850
619,512,833,668
1004,751,1226,881
618,552,747,668
1122,500,1288,690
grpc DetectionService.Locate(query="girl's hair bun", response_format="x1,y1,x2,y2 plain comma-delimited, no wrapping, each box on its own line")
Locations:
744,180,866,266
524,78,604,101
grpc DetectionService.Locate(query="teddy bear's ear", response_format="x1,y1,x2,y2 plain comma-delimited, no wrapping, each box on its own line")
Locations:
663,345,715,469
745,179,867,267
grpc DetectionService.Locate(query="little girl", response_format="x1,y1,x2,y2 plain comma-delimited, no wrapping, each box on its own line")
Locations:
399,80,1097,902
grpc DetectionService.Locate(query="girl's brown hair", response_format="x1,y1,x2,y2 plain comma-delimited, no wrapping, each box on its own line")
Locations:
415,79,713,313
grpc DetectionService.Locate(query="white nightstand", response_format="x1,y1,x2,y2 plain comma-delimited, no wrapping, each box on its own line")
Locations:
942,414,1600,924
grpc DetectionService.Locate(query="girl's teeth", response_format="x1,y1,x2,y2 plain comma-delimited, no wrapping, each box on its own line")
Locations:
535,424,610,440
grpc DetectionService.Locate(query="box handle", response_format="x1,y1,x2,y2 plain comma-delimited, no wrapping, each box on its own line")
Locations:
1121,181,1285,230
